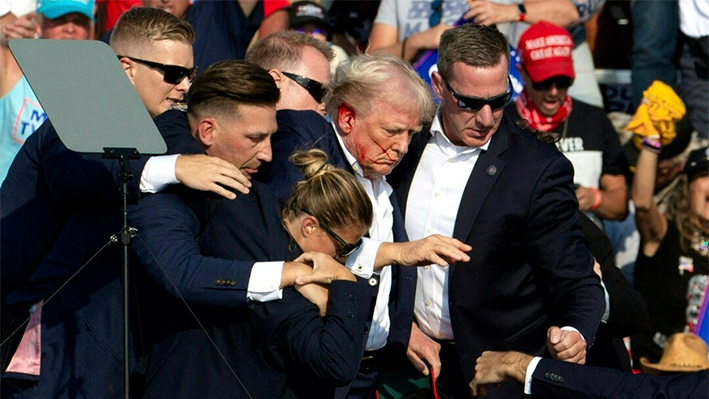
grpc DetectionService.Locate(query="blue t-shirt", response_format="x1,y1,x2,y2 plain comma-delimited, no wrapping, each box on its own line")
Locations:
0,76,46,185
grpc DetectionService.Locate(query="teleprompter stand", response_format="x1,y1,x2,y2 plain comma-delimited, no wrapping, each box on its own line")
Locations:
10,39,168,399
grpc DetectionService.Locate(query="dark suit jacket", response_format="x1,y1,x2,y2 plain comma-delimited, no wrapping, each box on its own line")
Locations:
256,110,417,356
1,111,198,311
531,359,708,398
577,212,651,372
387,114,605,391
0,110,199,398
137,183,373,399
0,119,144,303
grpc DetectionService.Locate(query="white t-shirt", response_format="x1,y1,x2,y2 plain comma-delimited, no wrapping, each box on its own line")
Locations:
374,0,471,41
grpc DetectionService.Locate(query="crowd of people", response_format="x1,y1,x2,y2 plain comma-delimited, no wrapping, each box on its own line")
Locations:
0,0,708,398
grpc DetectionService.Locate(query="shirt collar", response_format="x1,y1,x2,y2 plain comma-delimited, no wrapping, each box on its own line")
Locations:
330,120,366,179
430,109,492,154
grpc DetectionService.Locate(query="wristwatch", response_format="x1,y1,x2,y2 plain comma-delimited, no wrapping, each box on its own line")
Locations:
517,3,527,22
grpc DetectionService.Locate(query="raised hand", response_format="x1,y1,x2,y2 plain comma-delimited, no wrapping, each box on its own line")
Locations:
175,154,252,199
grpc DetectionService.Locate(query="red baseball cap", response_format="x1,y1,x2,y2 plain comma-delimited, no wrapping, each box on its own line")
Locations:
518,21,575,83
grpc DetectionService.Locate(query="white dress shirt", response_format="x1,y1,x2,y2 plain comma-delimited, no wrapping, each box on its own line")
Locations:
405,114,489,340
406,114,588,342
139,154,283,302
334,122,394,351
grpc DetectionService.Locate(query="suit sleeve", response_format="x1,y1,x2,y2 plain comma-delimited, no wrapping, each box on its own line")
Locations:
259,280,372,384
577,212,651,337
526,155,605,342
24,121,140,204
129,191,253,308
532,359,709,399
256,111,338,204
257,125,311,204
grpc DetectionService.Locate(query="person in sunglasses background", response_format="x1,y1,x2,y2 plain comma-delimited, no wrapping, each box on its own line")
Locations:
506,21,629,226
386,23,604,399
246,30,332,117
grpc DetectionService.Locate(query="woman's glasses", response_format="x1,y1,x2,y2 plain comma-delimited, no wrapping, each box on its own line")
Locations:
301,208,363,258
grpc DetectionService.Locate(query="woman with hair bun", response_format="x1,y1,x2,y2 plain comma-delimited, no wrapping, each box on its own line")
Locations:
173,148,375,399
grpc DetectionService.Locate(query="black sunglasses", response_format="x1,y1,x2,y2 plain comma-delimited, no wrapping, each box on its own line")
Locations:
301,208,363,258
443,76,512,112
430,0,443,26
531,76,574,91
282,72,325,103
118,55,198,85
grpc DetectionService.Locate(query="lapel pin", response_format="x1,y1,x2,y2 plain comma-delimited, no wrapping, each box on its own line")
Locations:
487,165,497,176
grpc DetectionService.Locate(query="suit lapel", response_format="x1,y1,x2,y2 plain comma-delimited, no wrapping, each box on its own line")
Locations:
391,128,430,216
452,126,510,244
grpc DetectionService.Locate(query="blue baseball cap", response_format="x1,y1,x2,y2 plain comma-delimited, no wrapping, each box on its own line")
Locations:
36,0,94,20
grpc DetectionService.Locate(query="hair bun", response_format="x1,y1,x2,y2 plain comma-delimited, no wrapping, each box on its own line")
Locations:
290,149,333,180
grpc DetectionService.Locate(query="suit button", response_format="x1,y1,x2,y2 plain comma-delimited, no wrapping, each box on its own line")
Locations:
228,280,236,286
368,278,378,287
349,294,357,301
425,299,432,307
214,279,222,285
347,311,355,318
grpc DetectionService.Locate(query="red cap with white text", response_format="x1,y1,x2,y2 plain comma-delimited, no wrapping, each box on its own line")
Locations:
518,21,575,83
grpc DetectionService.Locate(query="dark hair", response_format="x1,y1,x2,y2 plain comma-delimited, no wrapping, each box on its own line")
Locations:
283,149,372,231
187,60,280,118
437,24,510,81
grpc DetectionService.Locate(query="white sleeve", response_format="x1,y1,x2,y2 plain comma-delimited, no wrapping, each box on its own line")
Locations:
601,280,611,323
246,261,283,302
140,154,180,193
8,0,36,17
0,1,10,17
345,237,382,278
523,356,542,394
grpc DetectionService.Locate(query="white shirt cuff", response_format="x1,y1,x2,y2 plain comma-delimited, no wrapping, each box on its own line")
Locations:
345,237,381,278
246,261,283,302
140,154,179,193
601,280,610,323
560,326,585,342
523,356,542,394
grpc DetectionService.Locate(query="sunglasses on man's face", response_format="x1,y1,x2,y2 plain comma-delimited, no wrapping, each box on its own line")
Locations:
443,76,513,112
282,72,326,103
531,76,574,91
118,55,198,85
301,208,363,258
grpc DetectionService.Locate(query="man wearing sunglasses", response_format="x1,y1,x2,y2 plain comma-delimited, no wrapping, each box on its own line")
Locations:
387,23,604,399
246,30,332,117
258,53,473,399
506,21,629,226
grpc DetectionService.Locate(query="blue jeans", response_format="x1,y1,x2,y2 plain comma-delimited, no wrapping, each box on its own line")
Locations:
631,0,680,108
